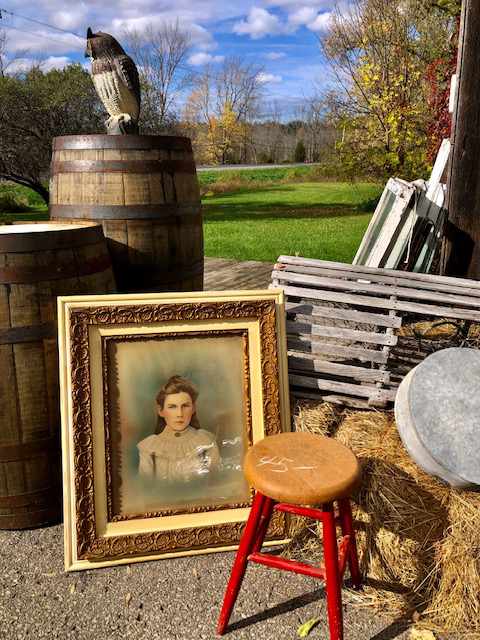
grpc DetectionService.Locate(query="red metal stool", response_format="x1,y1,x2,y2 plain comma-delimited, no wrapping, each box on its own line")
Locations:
217,432,362,640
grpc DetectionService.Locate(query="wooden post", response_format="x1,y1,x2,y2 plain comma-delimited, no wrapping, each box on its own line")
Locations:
442,0,480,278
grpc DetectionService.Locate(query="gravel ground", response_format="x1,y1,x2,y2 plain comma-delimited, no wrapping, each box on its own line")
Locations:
0,524,412,640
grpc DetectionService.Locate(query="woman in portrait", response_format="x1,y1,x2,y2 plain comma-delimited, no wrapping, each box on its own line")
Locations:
137,375,221,482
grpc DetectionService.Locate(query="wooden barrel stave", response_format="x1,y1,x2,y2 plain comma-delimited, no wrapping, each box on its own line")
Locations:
0,222,115,528
50,135,203,293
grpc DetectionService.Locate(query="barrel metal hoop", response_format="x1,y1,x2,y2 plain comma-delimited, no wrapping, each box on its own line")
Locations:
50,204,202,221
0,322,56,345
0,225,104,252
0,253,112,283
0,507,60,528
51,159,197,174
0,490,58,509
53,135,192,151
0,437,59,462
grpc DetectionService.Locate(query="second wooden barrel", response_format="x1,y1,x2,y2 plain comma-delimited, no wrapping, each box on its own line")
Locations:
49,134,204,293
0,222,115,528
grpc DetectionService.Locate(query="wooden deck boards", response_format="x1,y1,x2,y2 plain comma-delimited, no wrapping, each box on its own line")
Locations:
204,257,273,291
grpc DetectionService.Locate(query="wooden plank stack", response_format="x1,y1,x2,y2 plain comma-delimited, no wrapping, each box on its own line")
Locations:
272,256,480,408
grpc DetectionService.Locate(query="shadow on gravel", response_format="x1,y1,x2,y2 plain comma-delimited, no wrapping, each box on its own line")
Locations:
225,586,325,633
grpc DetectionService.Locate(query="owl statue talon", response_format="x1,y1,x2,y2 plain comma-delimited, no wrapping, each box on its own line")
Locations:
86,27,141,136
105,113,138,135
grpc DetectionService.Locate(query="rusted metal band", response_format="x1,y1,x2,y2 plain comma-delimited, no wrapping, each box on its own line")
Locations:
0,253,112,283
51,159,196,174
0,506,61,529
50,204,202,221
53,135,192,152
0,437,59,462
0,223,104,252
0,322,56,345
0,488,59,509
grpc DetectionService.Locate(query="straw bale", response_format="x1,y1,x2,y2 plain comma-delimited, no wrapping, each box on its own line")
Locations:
290,401,480,635
293,400,341,436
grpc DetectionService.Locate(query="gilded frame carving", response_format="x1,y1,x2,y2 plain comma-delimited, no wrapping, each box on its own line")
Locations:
58,290,290,571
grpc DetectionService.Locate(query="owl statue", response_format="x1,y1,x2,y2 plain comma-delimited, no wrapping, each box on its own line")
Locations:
85,28,141,135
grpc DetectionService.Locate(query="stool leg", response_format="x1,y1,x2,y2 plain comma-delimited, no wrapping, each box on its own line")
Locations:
217,491,267,635
338,498,362,590
323,502,343,640
252,496,275,553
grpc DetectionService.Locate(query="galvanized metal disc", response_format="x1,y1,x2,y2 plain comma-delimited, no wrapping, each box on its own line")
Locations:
408,347,480,485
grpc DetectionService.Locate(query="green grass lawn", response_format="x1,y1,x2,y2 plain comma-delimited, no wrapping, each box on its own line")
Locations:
0,179,381,263
198,165,318,187
0,183,48,223
203,182,381,262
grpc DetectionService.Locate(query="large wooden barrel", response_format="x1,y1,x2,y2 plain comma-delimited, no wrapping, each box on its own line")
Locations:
0,222,115,529
49,134,204,293
394,347,480,488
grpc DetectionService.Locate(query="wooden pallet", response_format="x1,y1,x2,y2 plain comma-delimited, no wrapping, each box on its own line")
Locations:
272,256,480,408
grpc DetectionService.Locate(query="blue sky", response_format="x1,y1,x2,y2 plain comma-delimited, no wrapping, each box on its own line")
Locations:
1,1,343,117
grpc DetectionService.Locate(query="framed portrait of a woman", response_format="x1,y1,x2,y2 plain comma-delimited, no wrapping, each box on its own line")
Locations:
59,290,290,570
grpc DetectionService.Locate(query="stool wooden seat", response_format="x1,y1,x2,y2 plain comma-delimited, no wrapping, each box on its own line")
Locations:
244,432,361,505
217,433,362,640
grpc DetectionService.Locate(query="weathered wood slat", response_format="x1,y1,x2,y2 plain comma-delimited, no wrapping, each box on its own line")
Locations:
286,321,397,346
288,354,390,383
277,256,480,291
275,262,480,299
278,256,480,409
288,337,388,364
274,270,480,309
290,389,373,409
281,285,480,322
285,301,402,328
289,373,396,402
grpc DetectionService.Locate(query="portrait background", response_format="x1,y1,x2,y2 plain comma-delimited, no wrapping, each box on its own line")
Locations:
106,331,250,517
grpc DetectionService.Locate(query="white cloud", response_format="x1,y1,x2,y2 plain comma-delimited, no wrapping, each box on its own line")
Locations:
307,11,332,32
5,58,36,75
4,29,83,56
265,0,333,7
232,4,335,40
265,51,286,60
42,56,73,70
49,7,89,31
233,8,284,39
257,72,282,84
288,7,318,26
5,55,71,74
188,52,225,66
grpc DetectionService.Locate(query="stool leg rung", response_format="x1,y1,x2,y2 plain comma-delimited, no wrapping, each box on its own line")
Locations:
248,551,326,580
275,502,326,521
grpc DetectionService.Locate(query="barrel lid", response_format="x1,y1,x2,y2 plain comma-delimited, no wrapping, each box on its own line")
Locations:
408,347,480,485
53,134,192,152
0,222,104,252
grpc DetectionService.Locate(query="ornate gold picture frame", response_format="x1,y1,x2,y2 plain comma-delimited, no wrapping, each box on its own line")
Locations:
58,290,290,571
